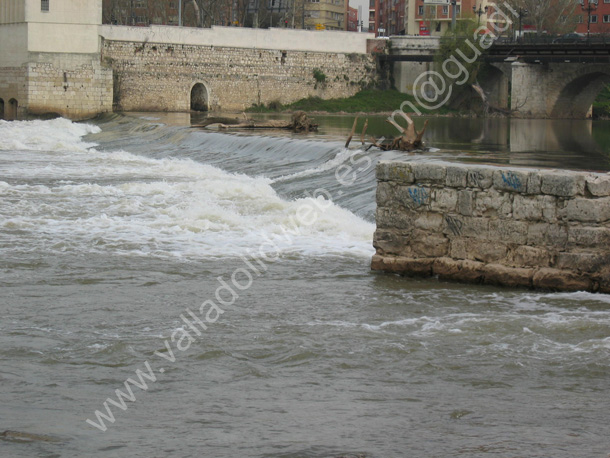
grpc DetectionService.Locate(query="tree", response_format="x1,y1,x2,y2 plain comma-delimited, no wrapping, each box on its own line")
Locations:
504,0,577,37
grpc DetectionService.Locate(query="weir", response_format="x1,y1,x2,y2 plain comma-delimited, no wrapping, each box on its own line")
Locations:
372,160,610,293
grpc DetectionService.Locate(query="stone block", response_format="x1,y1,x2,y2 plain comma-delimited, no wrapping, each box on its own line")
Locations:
493,169,528,193
540,195,558,222
375,206,415,230
532,268,592,291
488,219,528,244
561,197,610,223
457,190,474,216
432,257,485,283
412,162,447,183
540,171,585,197
586,174,610,196
555,252,610,274
567,226,610,247
513,195,542,221
455,216,490,238
411,230,449,257
430,188,458,212
449,238,470,259
376,181,395,207
473,190,512,218
450,237,507,262
413,212,444,231
396,185,431,210
371,255,434,276
471,240,509,263
482,264,533,288
373,229,411,256
376,161,414,184
527,223,568,248
512,245,551,267
466,168,494,189
526,173,542,194
446,165,468,187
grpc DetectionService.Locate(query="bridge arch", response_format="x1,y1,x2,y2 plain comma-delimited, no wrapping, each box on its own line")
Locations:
551,68,610,119
0,98,4,120
7,98,18,120
190,82,209,112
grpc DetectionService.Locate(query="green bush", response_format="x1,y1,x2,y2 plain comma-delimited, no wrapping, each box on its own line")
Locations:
313,68,326,83
593,85,610,118
245,89,456,114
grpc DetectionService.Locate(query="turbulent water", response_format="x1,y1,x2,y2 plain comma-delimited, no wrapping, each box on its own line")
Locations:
0,114,609,458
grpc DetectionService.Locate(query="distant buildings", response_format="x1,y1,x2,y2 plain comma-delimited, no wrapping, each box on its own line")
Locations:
101,0,366,32
347,4,359,31
369,0,405,37
575,0,610,35
406,0,494,36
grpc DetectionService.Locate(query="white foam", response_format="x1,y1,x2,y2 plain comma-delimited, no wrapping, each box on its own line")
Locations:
0,119,375,260
271,147,361,183
0,118,100,152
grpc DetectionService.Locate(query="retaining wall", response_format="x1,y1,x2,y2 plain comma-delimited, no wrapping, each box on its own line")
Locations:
102,39,376,112
372,160,610,293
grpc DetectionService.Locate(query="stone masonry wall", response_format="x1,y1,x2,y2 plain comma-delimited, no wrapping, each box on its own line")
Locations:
101,40,377,112
372,160,610,293
0,55,112,120
0,66,27,118
26,54,113,120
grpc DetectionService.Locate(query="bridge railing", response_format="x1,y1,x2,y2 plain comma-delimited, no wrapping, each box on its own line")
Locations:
493,33,610,45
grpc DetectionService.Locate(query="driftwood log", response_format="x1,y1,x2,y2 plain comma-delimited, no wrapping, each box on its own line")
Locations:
346,112,428,152
192,111,318,132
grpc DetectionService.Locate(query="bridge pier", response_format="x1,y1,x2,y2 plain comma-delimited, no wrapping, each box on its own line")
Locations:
510,61,610,119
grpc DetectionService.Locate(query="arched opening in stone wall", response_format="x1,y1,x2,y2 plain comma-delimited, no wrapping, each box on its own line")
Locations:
551,71,610,119
0,98,5,120
7,98,18,120
190,83,209,112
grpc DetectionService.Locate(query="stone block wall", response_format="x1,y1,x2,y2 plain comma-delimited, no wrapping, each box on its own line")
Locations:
0,55,112,120
372,160,610,293
102,40,377,112
26,55,113,120
0,66,27,119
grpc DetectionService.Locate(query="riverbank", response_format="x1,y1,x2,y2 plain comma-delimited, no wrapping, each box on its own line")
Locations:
246,89,458,116
247,86,610,120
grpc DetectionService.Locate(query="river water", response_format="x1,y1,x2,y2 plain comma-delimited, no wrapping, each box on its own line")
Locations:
0,113,609,458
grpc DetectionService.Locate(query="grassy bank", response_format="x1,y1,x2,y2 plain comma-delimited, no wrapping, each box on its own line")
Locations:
593,85,610,118
246,89,455,115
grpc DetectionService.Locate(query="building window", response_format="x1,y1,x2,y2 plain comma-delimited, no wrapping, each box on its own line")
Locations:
575,14,583,23
604,14,610,22
418,5,424,15
591,14,598,23
455,5,461,13
442,5,448,14
605,0,610,4
41,0,49,11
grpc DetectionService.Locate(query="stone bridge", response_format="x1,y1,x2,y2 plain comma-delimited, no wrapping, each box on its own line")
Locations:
390,36,610,119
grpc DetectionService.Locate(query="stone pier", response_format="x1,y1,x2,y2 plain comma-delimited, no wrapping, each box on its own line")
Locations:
372,160,610,293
